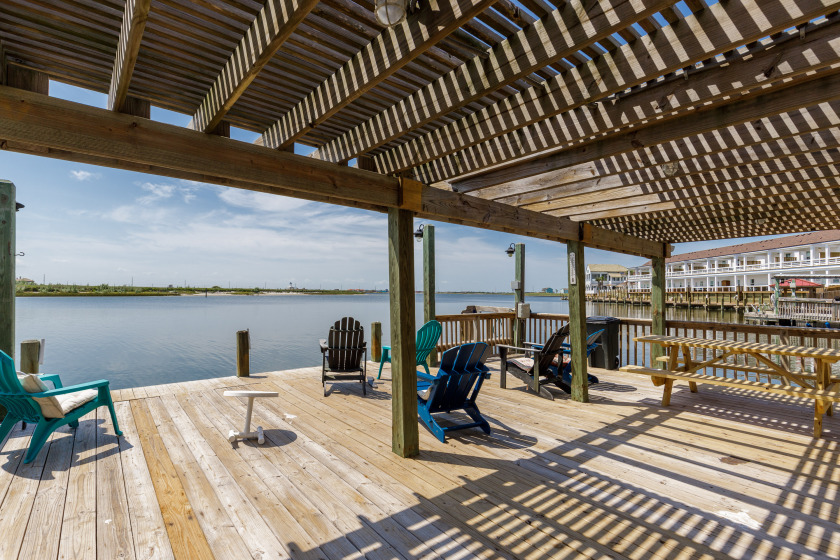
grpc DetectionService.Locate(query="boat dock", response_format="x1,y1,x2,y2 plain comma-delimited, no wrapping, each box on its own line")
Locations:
2,363,837,559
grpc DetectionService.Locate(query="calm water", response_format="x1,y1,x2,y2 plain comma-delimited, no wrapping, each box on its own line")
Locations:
14,294,740,389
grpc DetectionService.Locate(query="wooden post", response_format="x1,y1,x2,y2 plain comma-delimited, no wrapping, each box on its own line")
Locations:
513,243,525,347
388,208,418,458
567,240,588,403
651,256,666,368
423,224,437,366
19,340,40,374
236,329,249,377
0,180,15,361
371,321,382,362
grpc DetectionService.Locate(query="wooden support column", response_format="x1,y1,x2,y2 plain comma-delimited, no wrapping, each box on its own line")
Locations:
388,208,418,458
0,180,15,360
651,255,666,367
423,225,437,366
513,243,525,347
567,240,588,403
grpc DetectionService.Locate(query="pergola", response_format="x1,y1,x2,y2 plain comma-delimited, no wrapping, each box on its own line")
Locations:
0,0,838,456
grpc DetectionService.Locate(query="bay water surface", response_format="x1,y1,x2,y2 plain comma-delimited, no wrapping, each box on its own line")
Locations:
15,294,737,389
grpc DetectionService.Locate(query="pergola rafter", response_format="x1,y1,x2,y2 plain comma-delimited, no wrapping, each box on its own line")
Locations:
108,0,150,112
310,0,673,163
396,1,840,184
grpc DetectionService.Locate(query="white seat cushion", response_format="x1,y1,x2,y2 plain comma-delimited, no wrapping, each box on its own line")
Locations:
509,357,534,370
56,389,98,415
18,373,65,419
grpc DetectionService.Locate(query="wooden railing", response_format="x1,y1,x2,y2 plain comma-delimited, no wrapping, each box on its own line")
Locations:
436,312,840,378
435,313,514,355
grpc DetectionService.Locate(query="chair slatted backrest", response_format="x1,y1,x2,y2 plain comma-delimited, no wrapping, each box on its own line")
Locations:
0,350,42,422
415,320,442,365
536,325,571,372
428,343,489,413
327,317,365,372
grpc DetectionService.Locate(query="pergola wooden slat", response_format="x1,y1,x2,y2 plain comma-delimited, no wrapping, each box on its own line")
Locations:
2,0,839,456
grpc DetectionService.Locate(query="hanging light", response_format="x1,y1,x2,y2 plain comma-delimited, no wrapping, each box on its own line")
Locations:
505,243,516,258
375,0,408,26
414,223,425,241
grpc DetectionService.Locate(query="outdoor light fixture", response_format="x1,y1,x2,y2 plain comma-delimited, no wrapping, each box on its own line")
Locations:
414,223,425,241
505,243,516,258
375,0,408,26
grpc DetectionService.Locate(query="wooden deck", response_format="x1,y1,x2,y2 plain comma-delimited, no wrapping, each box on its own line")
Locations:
1,363,839,560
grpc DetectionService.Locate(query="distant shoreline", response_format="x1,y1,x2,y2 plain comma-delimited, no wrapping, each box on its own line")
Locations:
17,290,567,298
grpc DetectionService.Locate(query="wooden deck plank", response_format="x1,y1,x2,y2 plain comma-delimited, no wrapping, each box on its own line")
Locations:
129,399,215,560
146,396,294,560
58,413,98,560
114,401,174,560
173,392,365,560
97,406,136,560
18,425,75,560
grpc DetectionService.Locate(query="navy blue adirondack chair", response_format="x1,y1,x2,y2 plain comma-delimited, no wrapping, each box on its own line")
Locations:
416,342,491,443
554,329,605,393
0,350,122,464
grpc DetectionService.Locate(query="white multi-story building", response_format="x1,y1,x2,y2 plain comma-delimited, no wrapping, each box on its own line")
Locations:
586,264,628,294
627,231,840,293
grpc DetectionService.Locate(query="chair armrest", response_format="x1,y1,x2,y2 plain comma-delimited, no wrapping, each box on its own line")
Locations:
417,371,438,382
30,379,111,397
319,339,328,352
496,344,535,353
38,373,63,388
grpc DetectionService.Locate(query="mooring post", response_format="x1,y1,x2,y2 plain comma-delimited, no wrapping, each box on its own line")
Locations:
371,321,382,362
236,329,250,377
20,339,40,374
0,180,15,362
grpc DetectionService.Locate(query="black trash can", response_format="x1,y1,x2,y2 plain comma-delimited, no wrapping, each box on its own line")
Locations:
586,316,621,370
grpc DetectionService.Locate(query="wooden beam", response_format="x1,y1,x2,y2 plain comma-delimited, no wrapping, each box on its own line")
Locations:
108,0,151,112
450,70,840,191
496,129,840,209
311,0,671,163
0,86,665,257
188,0,319,133
388,207,419,457
260,0,497,150
423,224,436,366
476,105,840,202
567,239,588,403
384,3,840,177
0,180,15,360
565,168,840,222
543,155,840,218
5,64,48,95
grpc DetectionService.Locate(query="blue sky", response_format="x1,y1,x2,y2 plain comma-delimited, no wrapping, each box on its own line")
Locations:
2,81,767,291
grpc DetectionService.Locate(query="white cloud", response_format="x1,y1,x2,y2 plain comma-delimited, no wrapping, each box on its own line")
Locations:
137,182,200,204
70,170,100,181
218,189,311,213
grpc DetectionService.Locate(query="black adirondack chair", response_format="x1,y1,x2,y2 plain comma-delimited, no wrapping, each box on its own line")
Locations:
320,317,367,396
498,325,571,399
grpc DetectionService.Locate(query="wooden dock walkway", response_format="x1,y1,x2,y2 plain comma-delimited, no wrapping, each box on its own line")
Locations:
1,363,839,559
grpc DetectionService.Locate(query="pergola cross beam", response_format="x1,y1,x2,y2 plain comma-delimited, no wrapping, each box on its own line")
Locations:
108,0,151,112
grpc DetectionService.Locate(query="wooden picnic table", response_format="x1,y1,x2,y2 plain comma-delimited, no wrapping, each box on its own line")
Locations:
621,334,840,438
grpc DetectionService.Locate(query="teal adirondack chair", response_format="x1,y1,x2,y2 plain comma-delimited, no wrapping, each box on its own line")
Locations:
0,350,122,464
377,320,442,379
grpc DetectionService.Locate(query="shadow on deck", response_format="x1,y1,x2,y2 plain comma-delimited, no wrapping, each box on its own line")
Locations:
0,363,838,559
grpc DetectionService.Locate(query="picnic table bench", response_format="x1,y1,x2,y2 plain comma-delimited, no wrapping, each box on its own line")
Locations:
621,335,840,438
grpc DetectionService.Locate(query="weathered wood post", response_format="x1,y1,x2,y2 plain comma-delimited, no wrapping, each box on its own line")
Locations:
513,243,525,347
0,180,15,362
423,224,437,366
20,339,40,374
567,240,588,403
388,208,418,458
371,321,382,362
651,256,667,368
236,329,249,377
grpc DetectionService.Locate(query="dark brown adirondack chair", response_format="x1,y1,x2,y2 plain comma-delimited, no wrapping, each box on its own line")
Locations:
319,317,367,396
497,325,570,400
